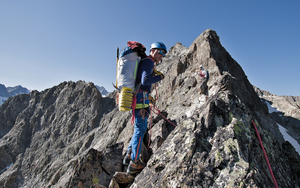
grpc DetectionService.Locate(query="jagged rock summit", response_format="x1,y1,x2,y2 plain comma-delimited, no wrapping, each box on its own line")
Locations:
0,29,299,188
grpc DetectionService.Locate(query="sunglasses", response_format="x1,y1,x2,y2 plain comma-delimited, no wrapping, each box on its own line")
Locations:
157,50,166,57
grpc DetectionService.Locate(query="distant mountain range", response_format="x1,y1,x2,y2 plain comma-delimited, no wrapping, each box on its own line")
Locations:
0,84,30,105
0,83,109,105
95,85,109,97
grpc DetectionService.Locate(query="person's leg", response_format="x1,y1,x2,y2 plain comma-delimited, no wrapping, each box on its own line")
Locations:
127,108,148,174
130,109,148,161
123,144,132,165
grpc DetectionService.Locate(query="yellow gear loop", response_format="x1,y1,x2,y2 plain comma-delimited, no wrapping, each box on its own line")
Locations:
119,87,134,111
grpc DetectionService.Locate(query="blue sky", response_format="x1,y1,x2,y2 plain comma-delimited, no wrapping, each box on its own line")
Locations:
0,1,299,96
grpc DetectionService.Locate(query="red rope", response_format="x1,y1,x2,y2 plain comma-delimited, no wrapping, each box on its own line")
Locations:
152,73,176,127
155,83,158,101
148,108,152,150
147,68,177,150
252,120,278,188
151,105,177,127
131,94,137,125
146,104,177,151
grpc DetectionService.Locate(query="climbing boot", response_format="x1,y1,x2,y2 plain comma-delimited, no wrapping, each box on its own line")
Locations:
127,160,145,175
123,149,132,165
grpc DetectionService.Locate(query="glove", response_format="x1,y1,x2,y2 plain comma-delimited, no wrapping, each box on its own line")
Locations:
153,68,163,75
153,68,164,80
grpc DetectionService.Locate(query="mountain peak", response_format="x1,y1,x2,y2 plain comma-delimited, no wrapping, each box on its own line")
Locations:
0,30,299,187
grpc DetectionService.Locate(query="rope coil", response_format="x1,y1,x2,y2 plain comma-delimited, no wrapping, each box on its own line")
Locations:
119,87,134,111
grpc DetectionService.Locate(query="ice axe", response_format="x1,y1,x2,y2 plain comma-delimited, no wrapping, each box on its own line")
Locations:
112,47,119,90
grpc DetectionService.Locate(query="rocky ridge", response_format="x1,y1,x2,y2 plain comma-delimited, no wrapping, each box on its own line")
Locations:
0,84,109,106
0,29,299,188
282,96,300,109
254,86,300,146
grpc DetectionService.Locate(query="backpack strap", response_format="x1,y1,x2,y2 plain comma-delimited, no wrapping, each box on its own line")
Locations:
134,57,149,88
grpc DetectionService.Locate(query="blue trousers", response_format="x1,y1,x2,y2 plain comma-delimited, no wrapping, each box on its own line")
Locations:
127,108,149,162
127,90,150,162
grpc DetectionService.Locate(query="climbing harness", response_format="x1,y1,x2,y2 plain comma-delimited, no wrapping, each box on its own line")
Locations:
130,87,149,125
252,120,278,188
129,65,160,122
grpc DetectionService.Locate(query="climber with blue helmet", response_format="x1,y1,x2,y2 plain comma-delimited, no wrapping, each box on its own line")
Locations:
150,42,167,57
123,42,167,175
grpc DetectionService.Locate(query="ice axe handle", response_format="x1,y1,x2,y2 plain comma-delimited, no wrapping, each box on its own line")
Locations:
115,47,119,89
117,47,119,59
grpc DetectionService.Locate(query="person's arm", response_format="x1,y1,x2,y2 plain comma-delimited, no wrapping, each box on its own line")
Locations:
141,60,161,85
204,70,207,78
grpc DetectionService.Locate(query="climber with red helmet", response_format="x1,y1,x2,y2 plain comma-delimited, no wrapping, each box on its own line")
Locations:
199,65,209,100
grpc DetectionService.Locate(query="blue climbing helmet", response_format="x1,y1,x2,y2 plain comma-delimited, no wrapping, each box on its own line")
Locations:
150,42,167,54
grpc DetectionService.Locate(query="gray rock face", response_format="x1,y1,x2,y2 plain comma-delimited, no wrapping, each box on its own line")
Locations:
67,143,123,187
282,96,300,108
0,29,299,188
0,81,107,187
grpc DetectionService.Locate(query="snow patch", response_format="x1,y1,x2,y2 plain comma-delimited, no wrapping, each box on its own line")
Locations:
277,123,300,155
263,99,300,155
264,100,280,113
